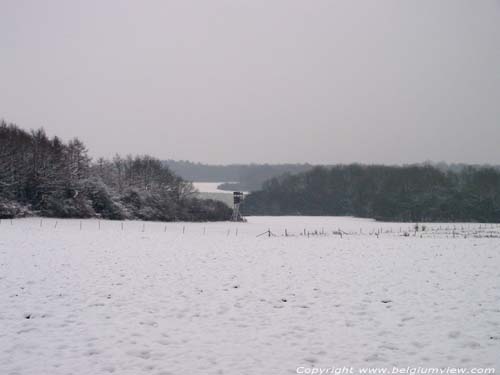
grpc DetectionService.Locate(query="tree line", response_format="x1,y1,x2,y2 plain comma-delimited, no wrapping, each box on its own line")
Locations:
0,121,231,220
241,164,500,222
164,159,314,191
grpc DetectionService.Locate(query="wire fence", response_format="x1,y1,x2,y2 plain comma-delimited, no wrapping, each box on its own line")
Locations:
1,218,500,239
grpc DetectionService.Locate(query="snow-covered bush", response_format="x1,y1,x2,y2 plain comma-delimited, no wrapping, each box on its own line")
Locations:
83,177,127,220
1,121,231,222
0,199,31,219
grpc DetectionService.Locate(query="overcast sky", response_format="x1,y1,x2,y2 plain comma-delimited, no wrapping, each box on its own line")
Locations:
1,1,500,165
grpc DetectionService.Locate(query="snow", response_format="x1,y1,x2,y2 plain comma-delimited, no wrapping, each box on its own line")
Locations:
1,217,499,374
192,182,232,193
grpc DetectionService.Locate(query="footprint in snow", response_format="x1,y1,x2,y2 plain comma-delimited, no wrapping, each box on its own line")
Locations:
364,353,385,362
448,331,461,339
411,341,426,349
127,349,151,359
303,357,317,364
86,349,100,356
294,304,310,309
401,316,415,322
461,341,480,349
139,320,159,328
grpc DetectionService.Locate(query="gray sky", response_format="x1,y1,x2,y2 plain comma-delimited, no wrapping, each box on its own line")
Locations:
1,0,500,164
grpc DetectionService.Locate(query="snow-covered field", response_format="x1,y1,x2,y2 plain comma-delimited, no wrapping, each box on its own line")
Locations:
1,217,499,375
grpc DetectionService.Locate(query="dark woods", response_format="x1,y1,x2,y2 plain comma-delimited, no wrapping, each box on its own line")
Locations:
0,121,231,220
242,164,500,222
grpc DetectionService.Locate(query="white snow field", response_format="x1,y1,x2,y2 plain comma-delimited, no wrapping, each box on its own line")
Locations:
1,217,499,375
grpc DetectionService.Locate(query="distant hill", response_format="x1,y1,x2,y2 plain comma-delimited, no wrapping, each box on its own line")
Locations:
163,160,314,192
164,160,500,194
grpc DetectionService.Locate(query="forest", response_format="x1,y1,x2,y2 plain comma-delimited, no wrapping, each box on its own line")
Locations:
0,121,231,220
3,120,500,223
241,164,500,222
